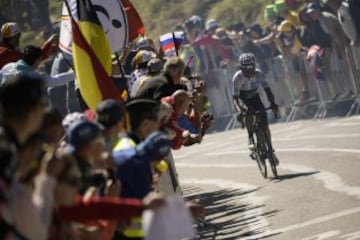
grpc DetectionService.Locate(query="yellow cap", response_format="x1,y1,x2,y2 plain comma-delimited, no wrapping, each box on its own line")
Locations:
277,20,293,32
1,22,21,39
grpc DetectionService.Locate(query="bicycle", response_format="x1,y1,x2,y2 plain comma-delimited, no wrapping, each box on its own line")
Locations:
239,107,279,179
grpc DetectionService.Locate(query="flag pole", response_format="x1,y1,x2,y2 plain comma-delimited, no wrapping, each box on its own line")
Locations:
114,51,130,101
186,55,194,67
114,52,125,78
172,32,179,56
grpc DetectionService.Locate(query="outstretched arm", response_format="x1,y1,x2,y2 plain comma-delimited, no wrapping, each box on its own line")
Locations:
57,196,143,222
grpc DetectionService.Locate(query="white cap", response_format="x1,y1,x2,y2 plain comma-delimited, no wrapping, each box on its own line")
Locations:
205,19,219,31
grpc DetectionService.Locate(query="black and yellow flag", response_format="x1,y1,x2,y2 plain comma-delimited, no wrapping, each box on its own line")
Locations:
65,0,124,109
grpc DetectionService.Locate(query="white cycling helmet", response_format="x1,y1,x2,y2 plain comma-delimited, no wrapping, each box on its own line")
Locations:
239,53,256,66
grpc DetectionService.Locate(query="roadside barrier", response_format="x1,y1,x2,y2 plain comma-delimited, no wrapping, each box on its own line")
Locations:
203,45,360,131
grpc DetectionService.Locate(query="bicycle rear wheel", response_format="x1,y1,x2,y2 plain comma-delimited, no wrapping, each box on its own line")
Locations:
254,151,267,178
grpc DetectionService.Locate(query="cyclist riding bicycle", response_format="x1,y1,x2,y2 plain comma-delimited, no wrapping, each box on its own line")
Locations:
232,53,278,160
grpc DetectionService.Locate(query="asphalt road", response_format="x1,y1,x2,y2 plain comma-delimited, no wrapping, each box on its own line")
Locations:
173,116,360,240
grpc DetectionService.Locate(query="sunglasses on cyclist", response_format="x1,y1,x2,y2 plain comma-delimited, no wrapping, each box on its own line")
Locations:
241,65,255,70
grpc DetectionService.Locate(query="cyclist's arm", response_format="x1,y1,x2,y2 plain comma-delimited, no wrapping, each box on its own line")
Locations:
233,96,246,113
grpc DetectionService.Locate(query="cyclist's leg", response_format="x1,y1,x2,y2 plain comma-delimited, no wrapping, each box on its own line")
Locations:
241,98,255,148
245,114,253,136
245,114,255,147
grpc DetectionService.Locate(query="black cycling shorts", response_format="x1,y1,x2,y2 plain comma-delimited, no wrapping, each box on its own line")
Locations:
241,94,268,127
241,94,264,111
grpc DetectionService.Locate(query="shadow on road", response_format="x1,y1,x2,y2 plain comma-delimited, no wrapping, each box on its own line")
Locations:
182,185,280,240
272,171,320,182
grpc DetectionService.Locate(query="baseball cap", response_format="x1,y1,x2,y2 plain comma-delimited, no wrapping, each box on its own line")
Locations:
264,5,277,19
277,20,293,32
306,2,321,13
125,98,160,130
147,58,163,74
1,22,21,39
65,120,102,153
96,99,124,128
62,112,87,130
133,50,156,65
205,19,219,31
274,0,287,13
136,37,155,51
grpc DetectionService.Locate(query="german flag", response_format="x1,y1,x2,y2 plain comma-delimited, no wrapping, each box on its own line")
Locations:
67,0,123,109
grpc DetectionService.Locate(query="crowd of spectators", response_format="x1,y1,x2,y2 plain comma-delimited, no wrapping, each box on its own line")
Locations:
176,0,360,105
0,4,212,239
0,0,359,239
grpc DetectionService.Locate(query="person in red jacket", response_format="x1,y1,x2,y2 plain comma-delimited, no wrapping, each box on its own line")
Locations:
0,22,22,69
161,90,201,150
0,22,58,69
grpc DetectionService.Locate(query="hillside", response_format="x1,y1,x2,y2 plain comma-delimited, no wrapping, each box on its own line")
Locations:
20,0,273,46
130,0,272,38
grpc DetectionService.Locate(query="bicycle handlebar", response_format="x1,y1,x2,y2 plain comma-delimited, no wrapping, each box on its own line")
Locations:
249,107,273,115
237,106,278,128
255,106,279,119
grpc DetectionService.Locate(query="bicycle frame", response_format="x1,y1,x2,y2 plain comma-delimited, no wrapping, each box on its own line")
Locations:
247,107,278,179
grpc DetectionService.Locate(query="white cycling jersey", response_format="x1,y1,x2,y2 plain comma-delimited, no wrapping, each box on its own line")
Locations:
232,69,268,100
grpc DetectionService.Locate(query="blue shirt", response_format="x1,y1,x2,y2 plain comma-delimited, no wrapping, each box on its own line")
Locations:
112,133,153,199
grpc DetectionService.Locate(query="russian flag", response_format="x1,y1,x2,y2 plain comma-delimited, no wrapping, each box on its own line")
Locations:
159,31,184,57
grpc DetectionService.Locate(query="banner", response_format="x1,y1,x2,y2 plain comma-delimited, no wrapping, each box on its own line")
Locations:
60,0,129,57
65,0,124,109
121,0,145,41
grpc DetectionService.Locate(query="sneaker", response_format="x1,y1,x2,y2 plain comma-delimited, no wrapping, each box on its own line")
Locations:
248,138,255,150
